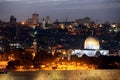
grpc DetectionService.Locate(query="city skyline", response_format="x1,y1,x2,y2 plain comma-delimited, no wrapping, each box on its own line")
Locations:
0,0,120,22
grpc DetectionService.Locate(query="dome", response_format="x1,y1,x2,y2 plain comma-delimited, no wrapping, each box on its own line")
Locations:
84,37,100,49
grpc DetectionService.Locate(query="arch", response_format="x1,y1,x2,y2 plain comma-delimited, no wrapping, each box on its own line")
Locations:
95,50,102,57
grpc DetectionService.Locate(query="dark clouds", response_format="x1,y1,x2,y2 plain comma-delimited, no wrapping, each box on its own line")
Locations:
0,0,120,22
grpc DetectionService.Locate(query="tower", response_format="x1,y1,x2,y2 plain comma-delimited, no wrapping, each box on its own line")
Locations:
10,15,17,24
32,13,39,25
45,16,51,25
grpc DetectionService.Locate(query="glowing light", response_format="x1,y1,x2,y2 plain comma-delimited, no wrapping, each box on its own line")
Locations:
114,29,119,33
41,65,46,68
99,24,103,27
52,50,55,55
0,61,8,68
21,21,25,25
38,61,96,70
109,29,112,32
32,52,36,59
19,66,24,69
10,43,14,46
69,25,72,28
111,24,116,28
33,26,36,29
62,51,66,54
31,65,34,68
34,31,38,35
60,24,65,29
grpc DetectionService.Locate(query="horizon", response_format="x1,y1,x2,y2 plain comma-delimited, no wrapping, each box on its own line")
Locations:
0,0,120,23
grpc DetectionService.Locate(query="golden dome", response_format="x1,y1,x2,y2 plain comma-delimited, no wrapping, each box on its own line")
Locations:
84,37,100,49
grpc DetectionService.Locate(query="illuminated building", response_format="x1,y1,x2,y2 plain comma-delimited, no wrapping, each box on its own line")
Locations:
0,61,8,69
26,13,39,27
110,24,120,33
32,13,39,25
52,36,109,60
72,37,109,57
9,43,21,50
84,37,100,49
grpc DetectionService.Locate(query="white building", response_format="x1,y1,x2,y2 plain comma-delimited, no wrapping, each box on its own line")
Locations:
72,37,109,57
51,37,109,60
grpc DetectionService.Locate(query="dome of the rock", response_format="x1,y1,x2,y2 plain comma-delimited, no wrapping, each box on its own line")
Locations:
84,37,100,49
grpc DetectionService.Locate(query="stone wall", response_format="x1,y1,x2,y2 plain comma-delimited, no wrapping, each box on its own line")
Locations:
0,70,120,80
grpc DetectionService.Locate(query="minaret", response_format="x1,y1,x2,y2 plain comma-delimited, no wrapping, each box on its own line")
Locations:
33,38,37,53
42,18,46,29
32,38,37,60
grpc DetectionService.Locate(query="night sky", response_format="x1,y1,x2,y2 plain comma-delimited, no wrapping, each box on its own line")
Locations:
0,0,120,23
